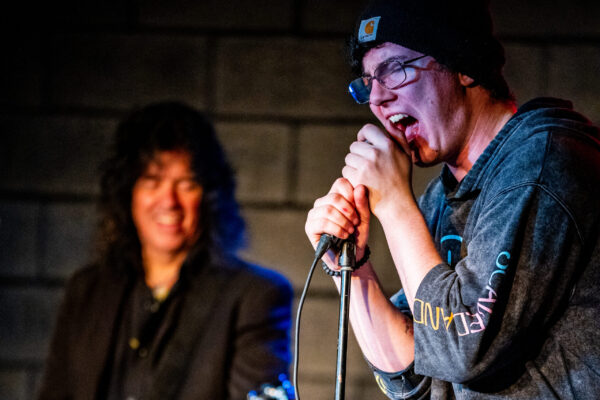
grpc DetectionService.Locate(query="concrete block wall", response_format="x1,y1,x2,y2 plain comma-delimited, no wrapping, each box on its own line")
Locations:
1,1,598,398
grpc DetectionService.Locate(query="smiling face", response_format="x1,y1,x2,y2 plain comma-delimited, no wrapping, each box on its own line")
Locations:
364,42,472,167
131,150,203,263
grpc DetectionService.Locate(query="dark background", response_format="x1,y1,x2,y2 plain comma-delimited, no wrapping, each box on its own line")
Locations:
1,1,599,398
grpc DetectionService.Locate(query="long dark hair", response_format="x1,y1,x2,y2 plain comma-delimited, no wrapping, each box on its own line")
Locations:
97,101,245,271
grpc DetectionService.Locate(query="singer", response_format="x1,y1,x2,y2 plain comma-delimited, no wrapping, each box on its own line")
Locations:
305,0,600,398
38,102,292,399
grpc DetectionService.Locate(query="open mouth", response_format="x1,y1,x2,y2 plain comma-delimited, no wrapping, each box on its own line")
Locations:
389,113,417,131
388,113,419,143
388,113,421,162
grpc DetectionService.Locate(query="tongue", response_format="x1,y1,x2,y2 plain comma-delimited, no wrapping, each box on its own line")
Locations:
404,119,419,140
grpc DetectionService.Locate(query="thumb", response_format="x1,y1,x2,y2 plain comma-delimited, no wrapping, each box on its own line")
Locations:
354,184,371,222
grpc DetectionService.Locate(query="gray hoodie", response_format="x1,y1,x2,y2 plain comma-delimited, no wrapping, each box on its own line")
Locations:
372,98,600,399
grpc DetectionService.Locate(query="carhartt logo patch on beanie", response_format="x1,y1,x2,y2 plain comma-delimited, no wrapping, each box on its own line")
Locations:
358,16,381,42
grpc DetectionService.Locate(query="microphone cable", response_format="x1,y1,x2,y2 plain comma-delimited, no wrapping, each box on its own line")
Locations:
292,234,340,400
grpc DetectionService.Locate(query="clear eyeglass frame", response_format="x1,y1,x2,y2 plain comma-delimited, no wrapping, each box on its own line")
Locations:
348,54,427,104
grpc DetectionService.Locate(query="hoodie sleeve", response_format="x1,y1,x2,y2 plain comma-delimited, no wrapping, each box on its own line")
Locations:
412,182,583,384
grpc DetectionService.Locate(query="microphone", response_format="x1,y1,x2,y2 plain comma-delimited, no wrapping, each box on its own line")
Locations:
338,235,356,268
314,233,343,260
314,233,356,266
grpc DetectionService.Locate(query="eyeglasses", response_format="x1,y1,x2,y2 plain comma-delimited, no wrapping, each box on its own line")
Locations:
348,55,427,104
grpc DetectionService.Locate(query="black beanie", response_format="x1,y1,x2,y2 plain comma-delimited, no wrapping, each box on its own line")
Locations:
348,0,509,98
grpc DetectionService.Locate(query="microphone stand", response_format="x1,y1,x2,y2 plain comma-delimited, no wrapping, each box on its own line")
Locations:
335,236,356,400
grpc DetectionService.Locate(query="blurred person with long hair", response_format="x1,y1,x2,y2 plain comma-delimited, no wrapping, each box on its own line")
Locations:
38,102,292,400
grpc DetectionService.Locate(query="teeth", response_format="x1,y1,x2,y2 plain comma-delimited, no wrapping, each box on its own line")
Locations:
389,113,409,123
156,214,182,225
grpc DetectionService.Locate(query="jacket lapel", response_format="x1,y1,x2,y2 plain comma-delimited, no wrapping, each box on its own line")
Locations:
76,268,134,399
148,258,237,400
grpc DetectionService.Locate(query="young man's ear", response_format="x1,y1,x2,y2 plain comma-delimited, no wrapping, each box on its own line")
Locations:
458,73,476,87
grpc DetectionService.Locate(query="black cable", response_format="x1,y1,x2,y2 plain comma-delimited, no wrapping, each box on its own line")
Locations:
292,255,319,400
293,234,340,400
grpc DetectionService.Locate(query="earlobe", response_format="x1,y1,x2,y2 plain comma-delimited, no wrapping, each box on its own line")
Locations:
459,73,476,87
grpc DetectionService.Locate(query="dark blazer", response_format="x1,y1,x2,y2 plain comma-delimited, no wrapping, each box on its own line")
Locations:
37,254,293,400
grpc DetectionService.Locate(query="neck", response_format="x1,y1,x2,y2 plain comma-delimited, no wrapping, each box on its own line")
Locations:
448,91,515,181
142,249,188,290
